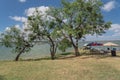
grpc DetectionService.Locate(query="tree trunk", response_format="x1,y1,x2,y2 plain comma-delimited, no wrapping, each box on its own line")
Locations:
50,51,55,60
15,52,22,61
50,42,58,60
69,35,80,56
50,44,55,60
74,46,80,56
48,36,56,60
15,47,25,61
75,38,80,56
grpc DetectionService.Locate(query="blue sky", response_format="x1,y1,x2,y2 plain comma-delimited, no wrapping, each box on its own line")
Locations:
0,0,120,41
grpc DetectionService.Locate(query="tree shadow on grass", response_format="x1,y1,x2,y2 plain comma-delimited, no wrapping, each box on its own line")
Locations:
21,52,120,61
80,53,120,60
81,55,108,59
0,75,6,80
57,53,120,60
57,55,77,60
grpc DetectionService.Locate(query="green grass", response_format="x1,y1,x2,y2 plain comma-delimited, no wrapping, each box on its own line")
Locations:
60,52,73,55
0,53,120,80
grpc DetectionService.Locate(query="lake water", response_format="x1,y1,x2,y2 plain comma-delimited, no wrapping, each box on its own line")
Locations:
0,40,120,60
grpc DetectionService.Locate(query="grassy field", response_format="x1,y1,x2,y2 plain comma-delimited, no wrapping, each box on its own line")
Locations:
0,52,120,80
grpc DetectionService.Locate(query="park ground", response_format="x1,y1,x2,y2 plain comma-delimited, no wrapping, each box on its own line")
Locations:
0,52,120,80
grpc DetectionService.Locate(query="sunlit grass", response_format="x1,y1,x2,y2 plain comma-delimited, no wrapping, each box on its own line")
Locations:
0,52,120,80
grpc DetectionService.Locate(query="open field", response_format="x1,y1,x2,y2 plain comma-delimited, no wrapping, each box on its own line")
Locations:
0,52,120,80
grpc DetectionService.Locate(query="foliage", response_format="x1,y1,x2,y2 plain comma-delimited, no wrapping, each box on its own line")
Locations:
60,0,111,36
1,26,33,61
27,8,62,59
49,0,111,56
1,0,112,60
58,38,72,52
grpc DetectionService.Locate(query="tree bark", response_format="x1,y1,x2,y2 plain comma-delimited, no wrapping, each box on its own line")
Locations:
15,47,25,61
75,38,80,56
74,46,80,56
50,44,55,60
50,51,55,60
69,35,80,56
48,36,56,60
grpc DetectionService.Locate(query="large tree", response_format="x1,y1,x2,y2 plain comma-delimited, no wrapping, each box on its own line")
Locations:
27,9,62,60
1,26,33,61
50,0,111,56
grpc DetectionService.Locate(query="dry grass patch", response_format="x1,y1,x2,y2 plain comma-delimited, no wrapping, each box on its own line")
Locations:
0,53,120,80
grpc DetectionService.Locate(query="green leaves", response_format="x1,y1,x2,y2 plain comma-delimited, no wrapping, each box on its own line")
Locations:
52,0,111,51
1,26,33,54
0,0,112,60
58,38,72,52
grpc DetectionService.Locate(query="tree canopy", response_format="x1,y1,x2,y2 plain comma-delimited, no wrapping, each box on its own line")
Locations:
1,0,112,60
49,0,111,56
1,26,33,61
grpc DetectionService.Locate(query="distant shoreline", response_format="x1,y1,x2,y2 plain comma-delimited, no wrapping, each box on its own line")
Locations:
82,40,120,42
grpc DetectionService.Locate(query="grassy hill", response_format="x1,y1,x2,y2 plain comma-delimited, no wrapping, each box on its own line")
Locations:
0,53,120,80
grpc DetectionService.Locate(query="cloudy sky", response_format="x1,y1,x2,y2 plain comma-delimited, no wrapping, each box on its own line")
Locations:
0,0,120,41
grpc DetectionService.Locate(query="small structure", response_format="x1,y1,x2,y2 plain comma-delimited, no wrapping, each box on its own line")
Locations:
103,42,119,56
103,42,119,47
86,42,103,46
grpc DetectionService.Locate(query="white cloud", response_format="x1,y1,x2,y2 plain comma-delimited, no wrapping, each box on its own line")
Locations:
10,16,27,23
10,6,50,31
15,25,21,30
102,1,116,12
25,7,36,16
85,35,120,41
109,24,120,37
5,27,11,32
24,6,51,30
110,24,120,32
85,24,120,41
5,25,22,32
19,0,26,3
0,32,2,39
25,6,49,16
112,32,120,37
